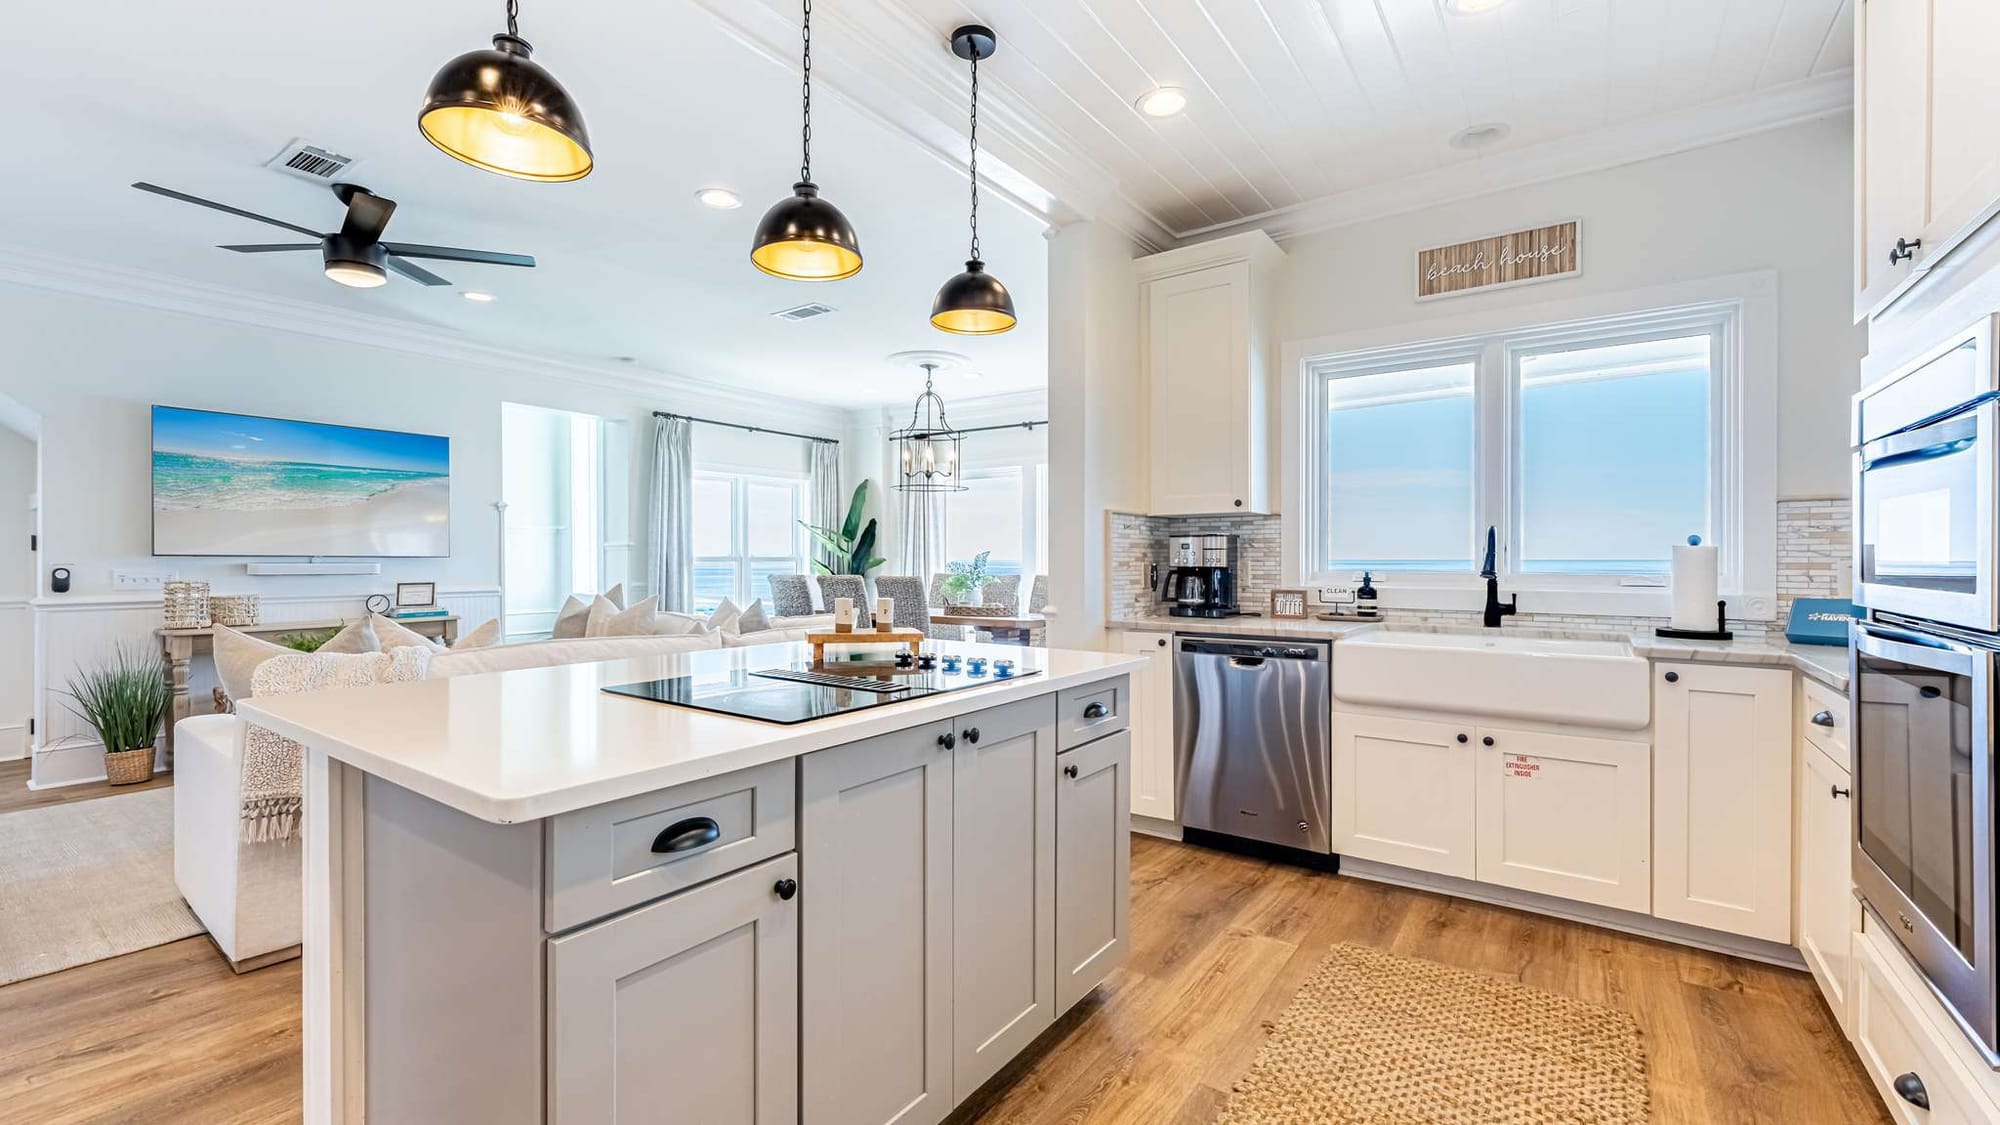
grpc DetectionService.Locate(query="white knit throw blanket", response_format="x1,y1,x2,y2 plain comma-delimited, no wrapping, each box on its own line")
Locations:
242,648,431,844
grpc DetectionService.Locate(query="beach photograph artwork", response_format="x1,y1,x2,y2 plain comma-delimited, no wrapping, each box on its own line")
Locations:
152,406,450,557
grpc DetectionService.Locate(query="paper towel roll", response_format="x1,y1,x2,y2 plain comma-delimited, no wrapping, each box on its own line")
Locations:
1670,541,1720,631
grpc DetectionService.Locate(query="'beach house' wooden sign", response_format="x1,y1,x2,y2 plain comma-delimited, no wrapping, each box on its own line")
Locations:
1416,220,1579,300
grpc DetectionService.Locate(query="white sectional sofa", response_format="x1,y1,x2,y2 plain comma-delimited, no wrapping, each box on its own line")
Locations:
173,623,826,969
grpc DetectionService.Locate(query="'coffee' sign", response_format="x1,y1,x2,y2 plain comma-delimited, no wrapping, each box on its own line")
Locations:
1416,221,1580,300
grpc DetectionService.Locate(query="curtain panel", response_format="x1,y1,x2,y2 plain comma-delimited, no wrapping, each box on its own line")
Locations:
647,415,694,613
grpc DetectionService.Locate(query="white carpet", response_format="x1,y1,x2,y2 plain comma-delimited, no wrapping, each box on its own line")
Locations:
0,789,203,985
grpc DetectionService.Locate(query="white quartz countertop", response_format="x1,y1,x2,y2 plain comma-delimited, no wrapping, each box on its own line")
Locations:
1109,616,1850,692
239,641,1145,825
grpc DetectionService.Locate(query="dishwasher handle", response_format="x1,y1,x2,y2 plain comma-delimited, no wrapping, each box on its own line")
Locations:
1228,656,1267,669
1179,638,1327,661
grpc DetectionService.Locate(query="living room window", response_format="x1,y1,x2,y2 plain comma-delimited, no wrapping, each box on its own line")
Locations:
692,470,808,614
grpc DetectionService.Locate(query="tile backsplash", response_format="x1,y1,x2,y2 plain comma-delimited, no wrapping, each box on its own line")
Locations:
1109,498,1852,643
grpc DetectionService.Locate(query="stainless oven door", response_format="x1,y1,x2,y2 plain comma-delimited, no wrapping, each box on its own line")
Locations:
1855,400,1997,632
1853,621,1998,1060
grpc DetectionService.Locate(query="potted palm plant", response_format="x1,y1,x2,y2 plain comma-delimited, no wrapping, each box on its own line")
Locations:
62,645,170,785
801,481,887,578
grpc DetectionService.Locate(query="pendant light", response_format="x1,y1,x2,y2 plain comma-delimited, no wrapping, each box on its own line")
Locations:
893,364,966,492
931,25,1017,336
750,0,864,281
419,0,593,182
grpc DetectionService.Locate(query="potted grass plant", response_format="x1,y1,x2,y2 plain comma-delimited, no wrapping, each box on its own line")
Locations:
62,645,170,785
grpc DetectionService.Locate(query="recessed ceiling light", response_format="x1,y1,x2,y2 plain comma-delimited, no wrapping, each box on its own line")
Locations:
696,187,742,210
1449,122,1512,150
1136,87,1188,118
1445,0,1510,13
461,290,497,303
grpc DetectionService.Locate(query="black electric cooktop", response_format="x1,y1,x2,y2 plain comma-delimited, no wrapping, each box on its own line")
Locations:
604,661,1042,725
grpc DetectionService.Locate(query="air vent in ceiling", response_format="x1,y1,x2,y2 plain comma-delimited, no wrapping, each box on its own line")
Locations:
265,139,356,183
772,302,837,321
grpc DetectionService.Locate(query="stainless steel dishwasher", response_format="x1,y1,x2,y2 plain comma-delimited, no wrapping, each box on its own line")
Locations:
1174,636,1333,856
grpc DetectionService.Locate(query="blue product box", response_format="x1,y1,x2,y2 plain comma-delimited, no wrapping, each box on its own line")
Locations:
1785,598,1859,646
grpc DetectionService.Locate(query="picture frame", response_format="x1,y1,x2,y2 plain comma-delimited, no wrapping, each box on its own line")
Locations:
1270,588,1309,619
395,581,438,610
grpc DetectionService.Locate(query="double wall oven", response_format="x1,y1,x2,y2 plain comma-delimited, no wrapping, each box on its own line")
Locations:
1853,315,2000,1060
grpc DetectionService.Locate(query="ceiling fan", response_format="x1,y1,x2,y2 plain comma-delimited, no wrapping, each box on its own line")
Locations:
130,181,536,290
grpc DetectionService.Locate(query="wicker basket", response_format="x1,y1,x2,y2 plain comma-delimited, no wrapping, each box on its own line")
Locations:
947,602,1014,618
162,580,211,629
210,593,261,627
104,745,156,785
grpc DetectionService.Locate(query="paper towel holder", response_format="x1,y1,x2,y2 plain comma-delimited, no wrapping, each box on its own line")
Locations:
1655,599,1733,642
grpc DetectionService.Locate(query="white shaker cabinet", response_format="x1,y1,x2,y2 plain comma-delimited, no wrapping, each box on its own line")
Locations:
1799,738,1860,1036
1119,631,1177,821
801,722,956,1125
1330,714,1477,879
1472,727,1651,914
547,854,800,1125
1652,662,1795,942
1055,731,1132,1013
1135,231,1284,516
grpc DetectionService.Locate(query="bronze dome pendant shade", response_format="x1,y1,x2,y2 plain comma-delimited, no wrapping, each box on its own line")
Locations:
418,0,593,182
932,25,1016,335
751,0,863,281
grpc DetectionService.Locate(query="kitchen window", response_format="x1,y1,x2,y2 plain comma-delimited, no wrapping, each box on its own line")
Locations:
1297,291,1771,614
692,470,808,613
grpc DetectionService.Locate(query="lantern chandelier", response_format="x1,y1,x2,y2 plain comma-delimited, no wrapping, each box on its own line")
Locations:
892,363,966,492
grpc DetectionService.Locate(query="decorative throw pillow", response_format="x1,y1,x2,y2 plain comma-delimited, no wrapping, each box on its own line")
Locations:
707,597,743,634
453,617,502,650
372,613,444,651
734,599,772,635
550,595,590,638
653,611,708,637
587,596,659,638
581,594,620,637
315,617,380,655
600,583,626,611
212,624,296,703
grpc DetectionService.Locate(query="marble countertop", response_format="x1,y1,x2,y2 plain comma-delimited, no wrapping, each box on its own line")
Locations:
1109,616,1850,692
239,641,1145,825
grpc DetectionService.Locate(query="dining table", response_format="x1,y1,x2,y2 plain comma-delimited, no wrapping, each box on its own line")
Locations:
927,611,1046,646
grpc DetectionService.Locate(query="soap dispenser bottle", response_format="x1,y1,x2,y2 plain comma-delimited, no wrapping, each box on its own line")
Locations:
1355,572,1379,619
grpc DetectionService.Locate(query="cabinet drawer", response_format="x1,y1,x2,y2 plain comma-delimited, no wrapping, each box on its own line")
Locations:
1801,675,1849,769
1057,676,1130,751
1854,932,1998,1123
546,759,796,932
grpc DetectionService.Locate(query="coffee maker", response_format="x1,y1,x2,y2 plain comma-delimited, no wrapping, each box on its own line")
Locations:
1160,535,1246,618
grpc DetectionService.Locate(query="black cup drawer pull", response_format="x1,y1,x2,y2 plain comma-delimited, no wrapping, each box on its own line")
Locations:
1893,1072,1929,1110
1083,701,1109,720
651,816,722,855
1811,709,1836,728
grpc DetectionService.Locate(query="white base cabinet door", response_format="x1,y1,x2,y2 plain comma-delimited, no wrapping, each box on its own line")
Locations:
1120,632,1177,821
1473,727,1651,913
950,699,1057,1103
1653,663,1794,942
1331,714,1476,878
1854,931,2000,1123
801,722,955,1125
1056,731,1131,1013
547,854,800,1125
1799,739,1860,1036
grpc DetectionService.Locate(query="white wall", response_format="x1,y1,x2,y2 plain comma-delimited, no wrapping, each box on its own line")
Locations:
1272,114,1864,500
0,422,34,759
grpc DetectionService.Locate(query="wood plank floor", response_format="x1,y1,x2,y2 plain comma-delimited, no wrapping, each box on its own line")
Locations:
0,758,172,814
0,830,1885,1123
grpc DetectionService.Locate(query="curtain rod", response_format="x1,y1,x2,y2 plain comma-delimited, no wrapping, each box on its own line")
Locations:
885,420,1049,441
653,411,838,445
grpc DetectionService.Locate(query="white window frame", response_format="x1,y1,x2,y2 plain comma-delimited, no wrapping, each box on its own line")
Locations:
1281,272,1779,620
947,465,1043,579
692,467,809,609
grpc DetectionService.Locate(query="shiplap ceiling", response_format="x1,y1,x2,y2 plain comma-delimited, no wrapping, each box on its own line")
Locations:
875,0,1855,239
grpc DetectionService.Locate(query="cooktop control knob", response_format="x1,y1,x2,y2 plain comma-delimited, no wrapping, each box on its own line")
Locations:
916,653,938,670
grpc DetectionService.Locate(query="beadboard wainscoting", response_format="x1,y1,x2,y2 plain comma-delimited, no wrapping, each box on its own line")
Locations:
28,587,502,788
0,599,31,762
1109,499,1851,640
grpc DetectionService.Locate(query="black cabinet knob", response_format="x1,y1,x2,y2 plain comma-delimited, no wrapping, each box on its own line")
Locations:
1156,638,1167,647
1481,736,1495,747
773,878,798,902
1890,237,1922,266
1063,763,1079,779
650,816,721,855
964,727,981,745
1831,785,1851,799
1663,670,1679,683
938,732,956,750
1233,499,1244,508
1456,733,1469,744
1083,701,1109,720
1811,709,1835,727
1893,1072,1929,1109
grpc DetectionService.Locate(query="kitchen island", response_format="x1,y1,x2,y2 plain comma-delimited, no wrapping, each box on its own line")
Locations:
238,640,1144,1125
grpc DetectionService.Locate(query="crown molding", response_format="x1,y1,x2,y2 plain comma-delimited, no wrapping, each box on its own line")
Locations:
0,244,852,431
1173,71,1855,246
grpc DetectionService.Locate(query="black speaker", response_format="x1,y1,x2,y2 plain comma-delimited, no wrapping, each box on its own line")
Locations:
49,567,70,594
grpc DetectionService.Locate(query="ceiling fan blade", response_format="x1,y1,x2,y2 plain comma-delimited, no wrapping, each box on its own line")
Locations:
385,256,451,287
338,190,397,243
131,182,322,238
219,243,321,253
381,242,536,268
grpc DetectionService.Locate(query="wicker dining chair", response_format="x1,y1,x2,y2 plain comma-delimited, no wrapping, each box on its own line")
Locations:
1028,575,1049,614
814,575,870,626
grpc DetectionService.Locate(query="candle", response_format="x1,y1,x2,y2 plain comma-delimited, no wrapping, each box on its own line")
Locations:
834,597,855,633
875,596,894,630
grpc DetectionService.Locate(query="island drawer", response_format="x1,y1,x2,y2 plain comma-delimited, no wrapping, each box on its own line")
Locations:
1799,675,1847,768
1057,676,1131,752
545,759,796,932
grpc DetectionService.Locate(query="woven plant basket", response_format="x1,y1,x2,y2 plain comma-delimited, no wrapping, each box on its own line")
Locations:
104,745,156,785
949,602,1013,618
162,581,211,629
210,593,261,626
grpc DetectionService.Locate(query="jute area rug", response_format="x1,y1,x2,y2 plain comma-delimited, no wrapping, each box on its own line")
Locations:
1218,943,1649,1125
0,789,203,985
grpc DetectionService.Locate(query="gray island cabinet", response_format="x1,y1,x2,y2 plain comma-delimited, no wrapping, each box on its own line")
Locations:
236,643,1140,1125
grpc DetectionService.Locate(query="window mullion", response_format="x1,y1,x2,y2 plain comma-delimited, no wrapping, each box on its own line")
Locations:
1476,339,1511,579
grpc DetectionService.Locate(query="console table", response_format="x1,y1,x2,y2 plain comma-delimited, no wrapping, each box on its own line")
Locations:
155,616,458,766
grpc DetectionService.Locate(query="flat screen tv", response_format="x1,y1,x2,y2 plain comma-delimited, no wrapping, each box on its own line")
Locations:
152,406,450,558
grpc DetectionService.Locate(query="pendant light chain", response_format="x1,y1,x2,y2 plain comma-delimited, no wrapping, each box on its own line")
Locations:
504,0,519,38
800,0,814,183
967,47,981,261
